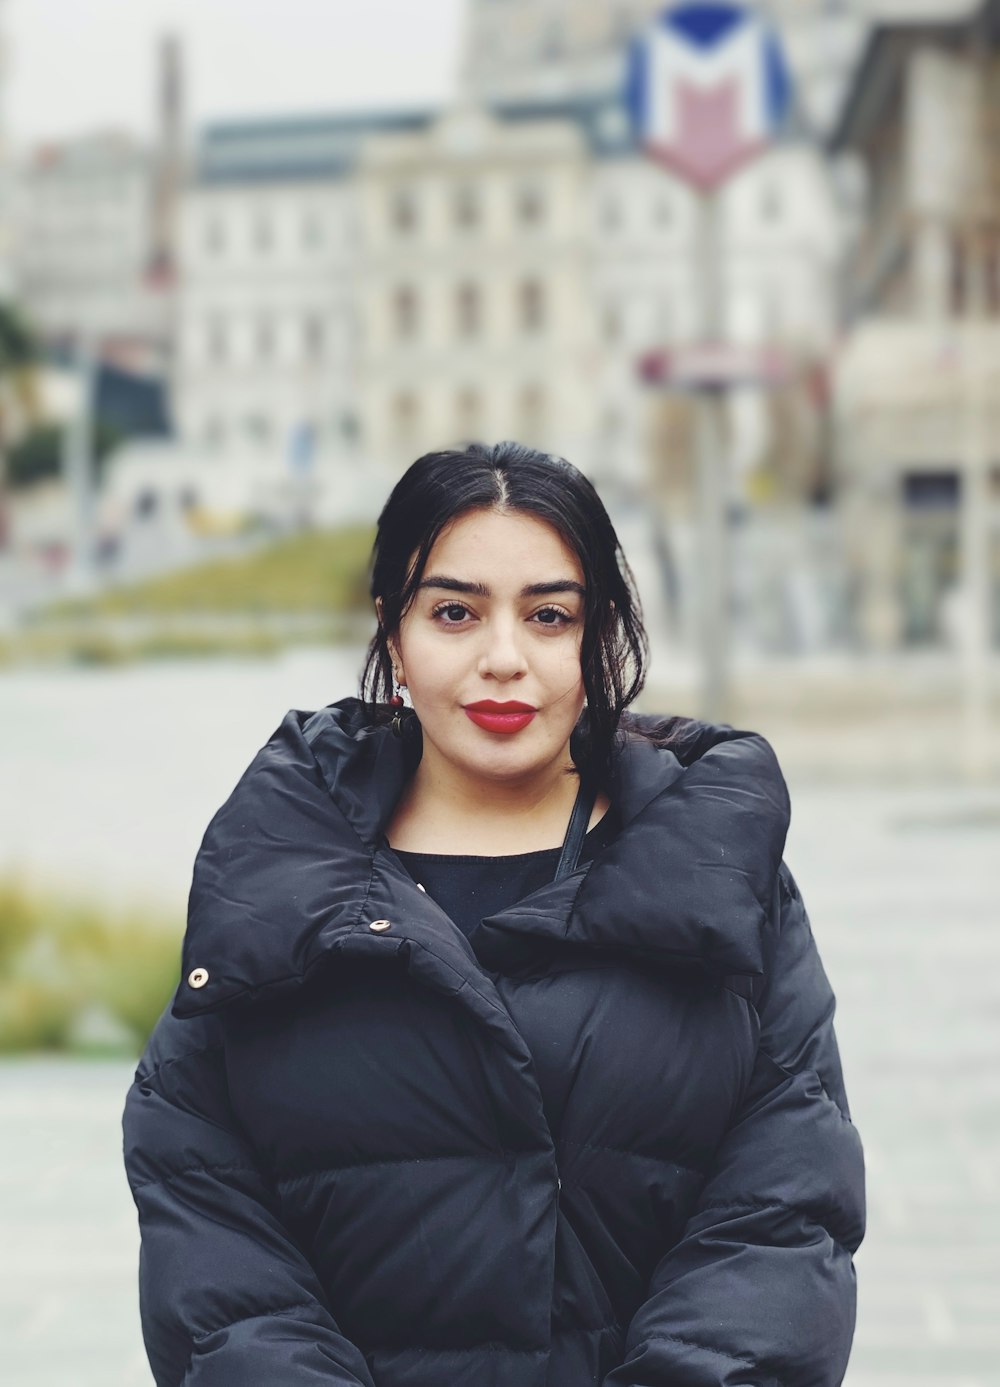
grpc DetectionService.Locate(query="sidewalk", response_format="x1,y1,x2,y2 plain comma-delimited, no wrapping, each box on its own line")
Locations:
1,780,998,1386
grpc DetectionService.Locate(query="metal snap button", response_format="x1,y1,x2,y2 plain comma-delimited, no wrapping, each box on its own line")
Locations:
368,919,392,932
188,967,209,989
416,883,426,893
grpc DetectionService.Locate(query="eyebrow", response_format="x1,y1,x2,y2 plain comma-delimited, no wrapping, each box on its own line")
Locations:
417,576,586,599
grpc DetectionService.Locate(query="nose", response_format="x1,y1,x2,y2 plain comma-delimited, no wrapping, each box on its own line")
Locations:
477,612,528,682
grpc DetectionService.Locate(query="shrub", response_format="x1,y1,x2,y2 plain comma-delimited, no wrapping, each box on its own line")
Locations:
0,876,181,1054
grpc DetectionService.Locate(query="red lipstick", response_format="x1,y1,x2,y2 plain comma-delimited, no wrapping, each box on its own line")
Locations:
463,700,537,734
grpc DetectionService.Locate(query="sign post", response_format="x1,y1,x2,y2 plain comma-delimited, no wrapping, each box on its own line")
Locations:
627,2,791,721
63,333,98,594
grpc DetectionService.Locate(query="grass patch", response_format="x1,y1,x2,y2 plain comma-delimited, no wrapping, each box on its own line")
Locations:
4,524,376,666
0,623,302,667
0,877,182,1055
46,524,374,619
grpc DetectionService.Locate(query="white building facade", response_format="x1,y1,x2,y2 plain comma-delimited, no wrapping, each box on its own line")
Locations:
357,104,598,472
163,2,860,652
829,0,1000,650
15,132,170,369
173,112,433,472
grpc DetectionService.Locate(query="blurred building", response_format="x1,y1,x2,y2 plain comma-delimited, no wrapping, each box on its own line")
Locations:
350,2,853,652
14,37,185,375
463,0,867,133
174,3,854,473
357,103,596,469
10,2,887,655
173,109,430,464
17,131,160,358
830,0,1000,648
151,1,875,655
0,0,14,298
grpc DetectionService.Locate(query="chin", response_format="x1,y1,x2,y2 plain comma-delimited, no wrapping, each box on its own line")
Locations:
465,740,568,785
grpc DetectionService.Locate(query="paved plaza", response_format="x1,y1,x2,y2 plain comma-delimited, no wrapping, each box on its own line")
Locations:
1,780,998,1387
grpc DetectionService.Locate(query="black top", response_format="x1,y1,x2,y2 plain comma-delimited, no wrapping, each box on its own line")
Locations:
391,807,620,939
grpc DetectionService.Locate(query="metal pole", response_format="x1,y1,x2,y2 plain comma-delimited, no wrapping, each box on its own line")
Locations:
958,24,996,779
958,317,992,779
63,334,97,593
693,188,730,724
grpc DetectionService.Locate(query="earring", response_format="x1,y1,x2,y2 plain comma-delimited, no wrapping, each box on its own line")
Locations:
390,671,406,736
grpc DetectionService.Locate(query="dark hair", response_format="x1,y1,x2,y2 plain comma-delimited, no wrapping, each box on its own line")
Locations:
360,440,648,783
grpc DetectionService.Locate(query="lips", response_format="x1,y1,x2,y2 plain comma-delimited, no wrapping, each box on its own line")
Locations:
463,700,538,734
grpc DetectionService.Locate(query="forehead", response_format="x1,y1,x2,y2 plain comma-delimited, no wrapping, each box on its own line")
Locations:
426,508,583,581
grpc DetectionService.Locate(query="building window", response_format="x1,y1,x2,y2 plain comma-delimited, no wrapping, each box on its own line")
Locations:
456,282,481,338
204,417,225,448
612,10,634,42
655,296,672,340
204,217,225,255
760,184,782,222
338,410,359,442
456,386,481,440
207,318,227,364
454,182,480,230
987,233,1000,315
516,183,545,227
393,285,419,340
542,19,564,60
254,214,273,253
246,414,272,445
391,187,418,234
519,383,546,440
392,390,419,442
302,212,324,251
603,301,622,343
256,317,274,361
519,279,545,333
654,197,672,227
601,197,621,232
304,315,325,361
603,408,623,439
903,472,959,509
760,286,780,340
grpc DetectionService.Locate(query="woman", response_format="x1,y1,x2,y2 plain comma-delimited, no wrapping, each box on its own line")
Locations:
124,441,865,1387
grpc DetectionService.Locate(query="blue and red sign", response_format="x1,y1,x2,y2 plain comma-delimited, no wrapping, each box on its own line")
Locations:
626,3,791,190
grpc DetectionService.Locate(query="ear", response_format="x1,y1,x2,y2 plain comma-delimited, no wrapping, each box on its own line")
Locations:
376,602,402,672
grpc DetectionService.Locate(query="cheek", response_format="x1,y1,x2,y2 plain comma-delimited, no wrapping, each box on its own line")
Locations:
400,630,461,701
548,643,586,703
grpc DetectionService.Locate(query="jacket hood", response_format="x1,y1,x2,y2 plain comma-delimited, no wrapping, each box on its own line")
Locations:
175,698,790,1021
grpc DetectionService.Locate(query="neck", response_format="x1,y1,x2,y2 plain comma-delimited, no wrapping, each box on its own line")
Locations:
388,745,583,855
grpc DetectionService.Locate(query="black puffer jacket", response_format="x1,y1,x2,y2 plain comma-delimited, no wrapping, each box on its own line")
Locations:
123,699,865,1387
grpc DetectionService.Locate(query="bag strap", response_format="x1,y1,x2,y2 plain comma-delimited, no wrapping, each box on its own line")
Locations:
554,776,598,882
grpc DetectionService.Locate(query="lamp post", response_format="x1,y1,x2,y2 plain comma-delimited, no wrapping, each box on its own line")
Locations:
63,333,97,594
626,2,791,722
957,15,999,778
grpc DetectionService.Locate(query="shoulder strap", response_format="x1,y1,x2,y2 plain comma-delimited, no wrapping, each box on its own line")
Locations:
554,777,598,882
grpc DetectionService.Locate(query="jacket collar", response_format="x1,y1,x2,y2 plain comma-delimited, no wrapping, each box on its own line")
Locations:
175,698,789,1020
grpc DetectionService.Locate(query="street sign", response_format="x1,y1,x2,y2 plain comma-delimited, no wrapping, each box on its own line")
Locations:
626,2,792,190
638,343,792,389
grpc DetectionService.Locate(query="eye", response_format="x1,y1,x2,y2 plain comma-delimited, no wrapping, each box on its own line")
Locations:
531,606,574,628
431,601,473,625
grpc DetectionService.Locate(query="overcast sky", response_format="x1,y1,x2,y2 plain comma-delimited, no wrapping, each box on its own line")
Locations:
4,0,465,148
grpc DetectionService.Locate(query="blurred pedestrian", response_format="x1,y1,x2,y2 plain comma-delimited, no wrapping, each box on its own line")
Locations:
123,440,864,1387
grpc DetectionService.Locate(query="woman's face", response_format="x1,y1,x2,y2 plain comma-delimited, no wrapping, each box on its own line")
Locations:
390,508,587,788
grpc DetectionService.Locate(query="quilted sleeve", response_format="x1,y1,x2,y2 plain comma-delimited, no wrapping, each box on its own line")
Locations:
603,865,866,1387
123,1006,376,1387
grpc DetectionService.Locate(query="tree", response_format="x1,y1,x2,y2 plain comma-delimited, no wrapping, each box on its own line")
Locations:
7,419,124,491
0,304,41,548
